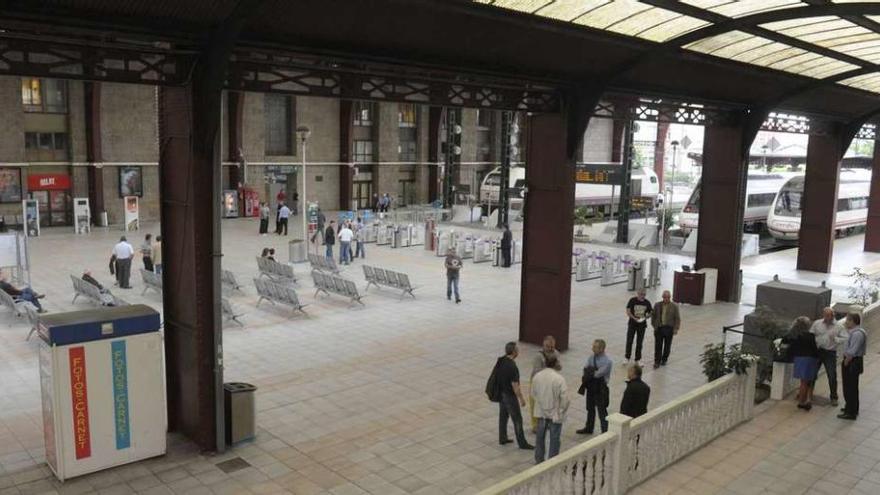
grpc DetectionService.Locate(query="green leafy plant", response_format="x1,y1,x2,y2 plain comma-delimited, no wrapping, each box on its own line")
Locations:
848,267,880,307
574,206,592,226
700,343,757,383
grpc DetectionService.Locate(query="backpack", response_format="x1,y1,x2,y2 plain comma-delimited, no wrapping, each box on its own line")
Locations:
485,358,503,402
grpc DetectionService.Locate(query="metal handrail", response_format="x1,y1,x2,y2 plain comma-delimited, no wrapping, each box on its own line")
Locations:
722,322,773,341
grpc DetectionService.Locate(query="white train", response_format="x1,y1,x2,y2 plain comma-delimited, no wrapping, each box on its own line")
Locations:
479,165,661,214
679,173,796,233
767,168,871,242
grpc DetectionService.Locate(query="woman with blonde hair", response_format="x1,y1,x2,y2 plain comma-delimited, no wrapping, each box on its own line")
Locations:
784,316,820,411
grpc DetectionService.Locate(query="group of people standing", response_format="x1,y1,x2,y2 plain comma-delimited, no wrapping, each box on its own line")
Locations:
784,309,866,420
110,233,162,289
322,218,365,265
489,336,652,464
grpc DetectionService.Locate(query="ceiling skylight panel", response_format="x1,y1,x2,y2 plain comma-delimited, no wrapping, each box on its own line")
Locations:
759,16,838,32
489,0,551,13
573,0,653,30
710,36,776,60
735,43,801,65
606,8,682,36
840,73,880,93
534,0,609,21
797,60,859,78
766,18,855,37
685,31,754,54
636,15,712,42
683,0,805,18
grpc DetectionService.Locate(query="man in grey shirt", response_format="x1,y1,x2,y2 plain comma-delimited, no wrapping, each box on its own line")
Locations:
839,313,867,420
577,339,613,435
529,335,560,433
810,307,848,406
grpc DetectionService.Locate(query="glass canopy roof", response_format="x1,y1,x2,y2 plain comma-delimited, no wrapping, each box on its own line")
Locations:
474,0,880,93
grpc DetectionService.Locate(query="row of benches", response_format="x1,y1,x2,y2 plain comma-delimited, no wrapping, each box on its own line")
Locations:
362,265,417,299
253,278,308,315
311,271,364,306
308,254,340,274
257,256,298,284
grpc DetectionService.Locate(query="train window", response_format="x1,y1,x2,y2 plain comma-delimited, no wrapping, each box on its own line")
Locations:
747,193,775,207
650,176,657,183
837,198,850,212
774,190,803,217
485,175,500,186
683,188,700,212
850,197,869,210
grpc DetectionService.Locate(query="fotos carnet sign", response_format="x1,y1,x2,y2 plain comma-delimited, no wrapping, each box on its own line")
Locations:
68,346,91,460
575,163,624,185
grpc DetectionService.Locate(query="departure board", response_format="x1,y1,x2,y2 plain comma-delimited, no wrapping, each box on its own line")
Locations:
574,163,624,185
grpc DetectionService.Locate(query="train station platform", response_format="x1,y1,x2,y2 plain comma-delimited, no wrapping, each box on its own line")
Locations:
0,216,872,494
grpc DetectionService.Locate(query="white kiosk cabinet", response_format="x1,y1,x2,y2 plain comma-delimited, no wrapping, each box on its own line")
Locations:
38,305,166,481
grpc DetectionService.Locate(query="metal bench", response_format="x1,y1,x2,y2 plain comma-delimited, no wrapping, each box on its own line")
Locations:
0,288,36,330
307,253,340,274
256,257,298,284
253,278,308,315
71,275,127,306
311,270,364,306
363,265,418,299
140,269,163,295
221,297,245,326
221,269,244,292
25,304,40,341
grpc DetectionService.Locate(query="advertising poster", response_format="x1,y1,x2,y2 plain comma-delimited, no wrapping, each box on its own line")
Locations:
118,167,143,197
74,198,90,234
23,199,39,237
124,196,139,232
0,168,22,203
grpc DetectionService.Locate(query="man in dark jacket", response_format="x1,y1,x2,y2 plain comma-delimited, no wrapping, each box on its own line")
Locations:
324,220,336,260
500,224,513,267
620,365,651,418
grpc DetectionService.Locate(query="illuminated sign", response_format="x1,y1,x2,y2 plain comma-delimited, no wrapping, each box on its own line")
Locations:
575,164,624,185
68,347,91,460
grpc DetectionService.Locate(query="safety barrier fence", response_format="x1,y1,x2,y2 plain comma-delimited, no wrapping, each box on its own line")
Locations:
478,365,756,495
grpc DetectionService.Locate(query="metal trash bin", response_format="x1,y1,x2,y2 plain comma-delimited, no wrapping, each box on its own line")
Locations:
289,239,307,263
224,382,257,445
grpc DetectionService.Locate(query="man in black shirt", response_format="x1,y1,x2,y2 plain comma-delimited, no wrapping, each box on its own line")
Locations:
324,221,336,260
494,342,534,450
500,225,513,268
625,289,652,365
620,364,651,418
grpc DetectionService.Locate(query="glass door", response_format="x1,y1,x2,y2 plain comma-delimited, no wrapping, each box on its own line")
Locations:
31,191,50,227
50,190,70,225
353,181,373,211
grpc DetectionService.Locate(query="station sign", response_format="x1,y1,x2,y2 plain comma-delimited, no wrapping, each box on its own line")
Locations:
575,163,624,185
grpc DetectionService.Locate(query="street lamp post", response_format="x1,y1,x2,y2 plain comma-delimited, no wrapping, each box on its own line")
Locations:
297,125,311,250
669,139,679,210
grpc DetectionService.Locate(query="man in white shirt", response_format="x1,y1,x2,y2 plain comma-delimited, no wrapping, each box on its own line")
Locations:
811,307,849,406
337,224,354,265
277,203,291,236
531,355,569,464
112,236,134,289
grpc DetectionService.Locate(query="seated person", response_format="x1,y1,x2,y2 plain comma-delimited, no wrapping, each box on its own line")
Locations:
261,247,270,258
82,270,116,306
0,275,45,312
268,248,276,262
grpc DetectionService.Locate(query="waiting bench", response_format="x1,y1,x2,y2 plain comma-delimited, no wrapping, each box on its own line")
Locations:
70,275,128,307
0,287,35,322
140,269,163,295
362,265,418,299
221,269,244,292
311,271,364,306
221,297,245,326
253,278,308,316
308,253,340,274
256,257,298,284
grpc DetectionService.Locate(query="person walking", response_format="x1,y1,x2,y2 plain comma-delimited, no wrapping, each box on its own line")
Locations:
839,313,867,420
811,307,848,406
529,336,560,433
783,316,820,411
531,355,569,464
620,364,651,418
494,342,534,450
444,247,462,303
277,203,291,236
292,192,299,215
259,202,270,235
354,217,366,259
112,236,134,289
577,339,612,435
501,224,513,268
324,221,336,260
625,289,652,366
140,233,154,272
651,290,680,368
338,222,353,265
152,236,163,274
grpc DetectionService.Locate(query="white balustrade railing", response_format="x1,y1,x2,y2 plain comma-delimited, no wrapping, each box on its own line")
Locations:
478,365,756,495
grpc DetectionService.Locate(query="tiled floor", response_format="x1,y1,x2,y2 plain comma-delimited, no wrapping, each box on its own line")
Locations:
0,216,872,494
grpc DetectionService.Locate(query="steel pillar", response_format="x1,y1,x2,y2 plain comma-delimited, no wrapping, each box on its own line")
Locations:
227,91,244,188
428,106,442,204
797,133,842,273
84,81,104,224
696,119,749,302
497,111,513,229
611,118,625,163
519,113,575,351
339,100,354,210
654,121,669,190
616,119,635,243
866,145,880,252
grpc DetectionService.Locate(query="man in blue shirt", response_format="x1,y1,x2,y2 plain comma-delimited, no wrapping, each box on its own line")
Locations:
577,339,613,435
839,313,867,420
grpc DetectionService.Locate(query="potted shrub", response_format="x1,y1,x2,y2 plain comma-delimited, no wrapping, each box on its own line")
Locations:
847,267,879,307
573,206,592,242
700,343,727,382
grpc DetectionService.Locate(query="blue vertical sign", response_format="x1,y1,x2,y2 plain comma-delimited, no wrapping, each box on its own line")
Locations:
111,341,131,450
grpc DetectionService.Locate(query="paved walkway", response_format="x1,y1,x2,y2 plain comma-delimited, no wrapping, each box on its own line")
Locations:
0,216,871,494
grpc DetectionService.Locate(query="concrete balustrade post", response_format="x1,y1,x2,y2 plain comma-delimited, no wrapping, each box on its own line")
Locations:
607,413,632,495
743,364,757,420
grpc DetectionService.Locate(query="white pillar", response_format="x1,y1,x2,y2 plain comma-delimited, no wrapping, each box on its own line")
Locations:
607,412,632,495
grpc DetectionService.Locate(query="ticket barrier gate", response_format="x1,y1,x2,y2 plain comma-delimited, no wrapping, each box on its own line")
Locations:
473,238,495,263
377,224,394,245
627,257,661,291
601,255,634,286
363,223,378,243
575,251,607,282
493,240,522,266
454,235,475,259
435,230,453,256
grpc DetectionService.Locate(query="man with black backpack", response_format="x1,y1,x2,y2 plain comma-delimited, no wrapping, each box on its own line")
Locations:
486,342,534,450
577,339,613,435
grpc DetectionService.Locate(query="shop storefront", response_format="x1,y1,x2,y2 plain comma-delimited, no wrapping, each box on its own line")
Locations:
28,173,71,226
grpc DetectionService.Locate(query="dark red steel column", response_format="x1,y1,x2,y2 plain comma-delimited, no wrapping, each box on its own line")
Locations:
695,120,749,302
519,113,574,351
654,121,669,190
797,133,841,272
339,100,353,210
866,145,880,252
227,91,244,188
84,81,104,223
428,106,442,204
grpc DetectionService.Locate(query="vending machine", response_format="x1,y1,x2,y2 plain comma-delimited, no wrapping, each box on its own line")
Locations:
222,190,239,218
239,187,260,217
38,305,166,481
